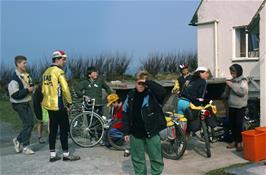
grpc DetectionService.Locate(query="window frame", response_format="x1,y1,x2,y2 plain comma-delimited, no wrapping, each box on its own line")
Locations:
232,26,259,61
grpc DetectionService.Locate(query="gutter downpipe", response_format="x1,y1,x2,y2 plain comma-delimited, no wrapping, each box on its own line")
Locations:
194,20,219,78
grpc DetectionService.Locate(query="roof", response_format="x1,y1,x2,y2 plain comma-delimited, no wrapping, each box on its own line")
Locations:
248,0,266,31
189,0,204,26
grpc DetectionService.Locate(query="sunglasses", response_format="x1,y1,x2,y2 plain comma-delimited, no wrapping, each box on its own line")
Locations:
137,82,145,86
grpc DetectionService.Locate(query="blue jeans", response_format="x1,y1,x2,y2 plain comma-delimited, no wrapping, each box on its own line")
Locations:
12,102,34,147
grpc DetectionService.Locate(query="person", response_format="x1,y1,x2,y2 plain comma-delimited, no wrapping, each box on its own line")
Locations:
176,67,210,116
107,93,123,129
76,66,112,116
122,71,167,175
42,50,80,162
106,93,130,155
222,64,248,151
172,64,192,95
8,55,35,155
32,84,49,144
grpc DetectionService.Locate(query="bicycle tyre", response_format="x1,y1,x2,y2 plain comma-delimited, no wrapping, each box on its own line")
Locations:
106,119,128,150
161,124,187,160
70,111,104,148
201,120,211,158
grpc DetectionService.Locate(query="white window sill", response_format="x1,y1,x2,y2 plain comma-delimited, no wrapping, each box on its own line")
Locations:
232,57,259,61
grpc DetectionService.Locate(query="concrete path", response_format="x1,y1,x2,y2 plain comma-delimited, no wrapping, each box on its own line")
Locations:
0,122,251,175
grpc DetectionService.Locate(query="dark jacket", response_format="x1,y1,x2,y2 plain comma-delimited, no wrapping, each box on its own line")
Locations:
122,80,167,138
178,74,192,94
180,77,207,106
32,85,43,119
75,77,112,105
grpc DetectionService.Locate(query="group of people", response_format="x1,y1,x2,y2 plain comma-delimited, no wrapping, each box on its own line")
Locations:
8,50,248,174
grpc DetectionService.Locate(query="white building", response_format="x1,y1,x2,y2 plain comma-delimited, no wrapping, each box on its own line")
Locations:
190,0,266,126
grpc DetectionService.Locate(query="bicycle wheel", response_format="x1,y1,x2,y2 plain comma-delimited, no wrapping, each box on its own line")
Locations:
106,119,128,150
161,124,187,160
70,111,104,147
201,120,211,158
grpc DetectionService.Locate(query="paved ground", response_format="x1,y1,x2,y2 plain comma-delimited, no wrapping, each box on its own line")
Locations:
0,122,262,175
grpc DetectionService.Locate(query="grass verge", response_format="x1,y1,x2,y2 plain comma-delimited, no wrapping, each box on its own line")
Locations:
206,162,251,175
0,100,22,129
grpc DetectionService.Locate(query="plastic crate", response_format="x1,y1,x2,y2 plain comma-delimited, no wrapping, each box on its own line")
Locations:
241,129,266,162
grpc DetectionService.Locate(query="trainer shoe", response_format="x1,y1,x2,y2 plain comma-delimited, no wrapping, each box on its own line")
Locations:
63,155,80,161
13,138,21,153
38,137,46,144
49,155,61,162
22,147,35,155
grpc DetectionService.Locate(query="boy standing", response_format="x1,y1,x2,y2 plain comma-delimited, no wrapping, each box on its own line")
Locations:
76,66,112,116
8,55,35,155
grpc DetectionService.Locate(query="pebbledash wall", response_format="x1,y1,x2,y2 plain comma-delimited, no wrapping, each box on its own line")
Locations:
190,0,266,126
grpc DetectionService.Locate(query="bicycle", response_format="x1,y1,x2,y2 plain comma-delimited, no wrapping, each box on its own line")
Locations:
69,96,128,150
187,100,218,158
160,112,187,160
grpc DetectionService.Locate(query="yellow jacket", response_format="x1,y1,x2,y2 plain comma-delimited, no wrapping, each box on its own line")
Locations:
42,65,72,111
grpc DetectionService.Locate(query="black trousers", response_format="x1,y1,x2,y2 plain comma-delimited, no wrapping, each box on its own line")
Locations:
48,109,69,152
229,107,245,143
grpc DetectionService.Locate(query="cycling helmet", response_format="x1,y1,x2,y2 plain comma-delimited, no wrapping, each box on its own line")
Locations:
52,50,67,59
179,64,188,70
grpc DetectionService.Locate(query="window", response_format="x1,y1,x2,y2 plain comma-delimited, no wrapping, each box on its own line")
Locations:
234,26,259,59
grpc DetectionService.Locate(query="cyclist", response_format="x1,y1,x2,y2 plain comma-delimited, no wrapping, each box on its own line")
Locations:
75,66,112,116
42,50,80,162
32,83,49,144
176,67,210,132
106,93,130,156
172,63,192,95
107,93,123,129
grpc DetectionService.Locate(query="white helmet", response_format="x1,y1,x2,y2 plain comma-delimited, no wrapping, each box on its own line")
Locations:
195,67,208,72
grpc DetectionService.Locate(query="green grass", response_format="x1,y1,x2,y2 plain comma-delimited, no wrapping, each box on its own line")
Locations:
0,100,22,129
206,162,251,175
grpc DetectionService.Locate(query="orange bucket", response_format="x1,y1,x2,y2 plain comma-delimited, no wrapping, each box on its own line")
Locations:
255,126,266,159
242,129,266,162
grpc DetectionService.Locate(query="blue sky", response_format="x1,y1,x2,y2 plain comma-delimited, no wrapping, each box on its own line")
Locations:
1,0,199,72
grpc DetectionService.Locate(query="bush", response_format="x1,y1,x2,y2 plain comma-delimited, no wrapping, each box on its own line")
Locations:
140,51,197,76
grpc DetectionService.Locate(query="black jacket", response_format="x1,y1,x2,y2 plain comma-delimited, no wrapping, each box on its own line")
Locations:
180,77,207,106
122,80,167,138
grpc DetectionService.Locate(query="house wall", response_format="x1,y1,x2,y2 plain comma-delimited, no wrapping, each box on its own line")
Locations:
259,4,266,126
196,0,262,78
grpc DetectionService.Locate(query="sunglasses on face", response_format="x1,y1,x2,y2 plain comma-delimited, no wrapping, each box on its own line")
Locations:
137,82,145,86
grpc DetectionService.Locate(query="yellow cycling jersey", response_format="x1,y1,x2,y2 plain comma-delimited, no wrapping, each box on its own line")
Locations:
41,65,72,111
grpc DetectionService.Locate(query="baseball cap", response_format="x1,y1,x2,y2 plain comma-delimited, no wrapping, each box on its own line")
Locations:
195,67,208,72
107,93,119,107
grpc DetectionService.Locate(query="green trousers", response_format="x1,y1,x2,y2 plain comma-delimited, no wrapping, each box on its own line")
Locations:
130,135,164,175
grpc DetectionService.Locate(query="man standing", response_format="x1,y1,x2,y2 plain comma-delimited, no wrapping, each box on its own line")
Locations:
122,71,167,175
8,55,35,155
42,50,80,162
